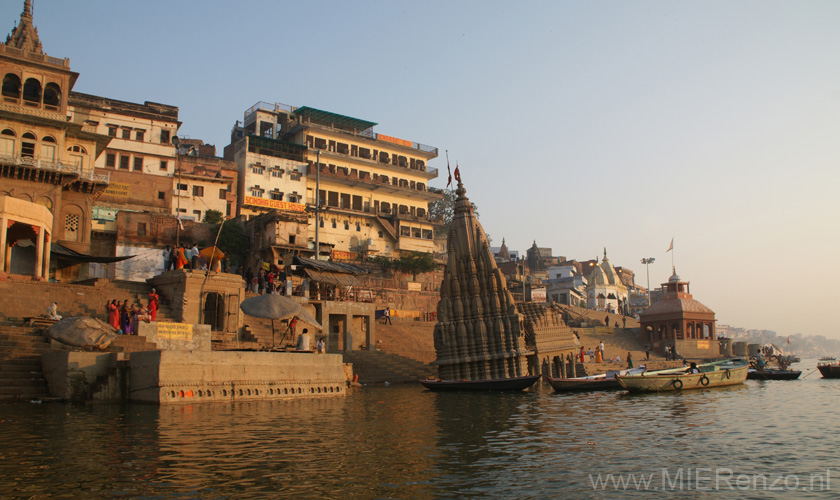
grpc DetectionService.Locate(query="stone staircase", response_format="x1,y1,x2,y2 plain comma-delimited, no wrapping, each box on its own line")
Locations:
109,280,176,323
573,326,685,376
343,350,435,384
374,321,436,364
0,325,52,401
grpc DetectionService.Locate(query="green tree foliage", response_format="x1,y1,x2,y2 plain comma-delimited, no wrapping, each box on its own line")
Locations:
429,188,480,237
203,209,224,224
211,219,249,268
394,251,437,279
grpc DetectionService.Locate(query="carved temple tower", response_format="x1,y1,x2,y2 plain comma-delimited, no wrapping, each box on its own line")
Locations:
432,180,578,381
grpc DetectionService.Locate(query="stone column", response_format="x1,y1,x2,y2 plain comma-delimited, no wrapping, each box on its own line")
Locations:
41,231,50,278
34,225,43,280
0,216,7,274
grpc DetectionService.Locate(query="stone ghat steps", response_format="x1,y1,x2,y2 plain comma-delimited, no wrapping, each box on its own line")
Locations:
374,322,436,365
0,356,48,401
343,350,435,384
558,304,640,329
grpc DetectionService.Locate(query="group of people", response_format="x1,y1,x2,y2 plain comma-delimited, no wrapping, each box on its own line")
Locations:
106,289,159,335
578,342,634,368
162,244,229,273
244,266,287,295
664,344,680,361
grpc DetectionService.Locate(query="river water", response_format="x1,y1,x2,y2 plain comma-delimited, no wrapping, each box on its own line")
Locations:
0,360,836,499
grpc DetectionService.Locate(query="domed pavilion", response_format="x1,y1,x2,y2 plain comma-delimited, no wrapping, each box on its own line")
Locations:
638,270,718,358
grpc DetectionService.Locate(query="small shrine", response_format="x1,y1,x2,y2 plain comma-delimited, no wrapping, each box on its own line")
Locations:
432,180,577,381
638,270,718,358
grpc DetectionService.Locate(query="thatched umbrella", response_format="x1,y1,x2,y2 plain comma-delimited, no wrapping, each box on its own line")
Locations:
240,294,323,347
45,317,117,349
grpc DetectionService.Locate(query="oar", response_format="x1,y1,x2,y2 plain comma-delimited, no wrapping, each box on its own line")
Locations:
801,368,820,379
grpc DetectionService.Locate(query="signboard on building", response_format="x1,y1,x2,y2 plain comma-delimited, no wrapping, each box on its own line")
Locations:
102,182,130,198
157,322,194,341
531,287,547,303
331,250,359,262
377,133,413,148
243,196,305,212
407,282,422,292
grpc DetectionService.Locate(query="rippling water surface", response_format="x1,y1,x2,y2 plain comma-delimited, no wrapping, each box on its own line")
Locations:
0,360,837,499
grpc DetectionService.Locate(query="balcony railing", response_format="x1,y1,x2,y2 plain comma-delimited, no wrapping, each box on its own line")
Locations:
312,165,443,200
0,154,107,183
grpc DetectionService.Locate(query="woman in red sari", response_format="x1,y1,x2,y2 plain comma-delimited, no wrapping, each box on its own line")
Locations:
148,289,159,322
108,300,120,330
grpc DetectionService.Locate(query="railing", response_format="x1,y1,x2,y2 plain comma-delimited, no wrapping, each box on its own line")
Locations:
0,154,107,182
0,45,70,68
313,165,440,199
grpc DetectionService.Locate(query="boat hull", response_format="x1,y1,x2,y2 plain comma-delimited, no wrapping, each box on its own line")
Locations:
547,378,621,392
817,363,840,379
617,365,748,392
419,375,541,392
747,369,802,380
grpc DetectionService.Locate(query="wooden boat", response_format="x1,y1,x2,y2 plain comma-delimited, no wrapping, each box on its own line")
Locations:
547,367,647,392
817,361,840,379
419,375,541,392
616,358,749,392
747,368,802,380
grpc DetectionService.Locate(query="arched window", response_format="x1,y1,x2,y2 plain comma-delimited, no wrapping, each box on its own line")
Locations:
40,136,56,162
2,74,21,101
22,78,42,107
66,145,87,170
21,132,36,158
0,129,15,157
43,82,61,110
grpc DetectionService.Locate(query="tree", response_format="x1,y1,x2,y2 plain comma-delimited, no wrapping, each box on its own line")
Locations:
203,209,224,225
211,219,249,268
429,188,479,236
394,251,437,279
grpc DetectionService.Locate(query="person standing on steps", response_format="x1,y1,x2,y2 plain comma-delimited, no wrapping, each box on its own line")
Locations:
148,288,159,322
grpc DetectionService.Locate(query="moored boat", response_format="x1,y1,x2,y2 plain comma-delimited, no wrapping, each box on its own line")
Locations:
747,368,802,380
616,358,748,392
419,375,541,392
547,367,647,392
817,361,840,379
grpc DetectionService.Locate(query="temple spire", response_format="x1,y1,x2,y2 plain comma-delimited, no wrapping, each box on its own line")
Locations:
5,0,43,55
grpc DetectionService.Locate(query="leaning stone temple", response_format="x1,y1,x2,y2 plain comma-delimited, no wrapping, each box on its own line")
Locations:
432,180,578,381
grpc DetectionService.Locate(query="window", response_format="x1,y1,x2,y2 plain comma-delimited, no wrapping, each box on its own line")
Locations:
105,153,116,168
270,191,283,201
193,210,202,220
319,218,324,228
252,166,265,174
133,156,143,171
158,191,165,200
250,189,263,197
137,222,147,236
271,169,283,178
356,222,361,232
177,183,188,191
193,186,204,197
344,221,350,230
119,155,129,169
21,132,36,158
107,126,117,137
289,235,296,245
64,214,79,241
160,160,168,171
0,131,13,157
135,130,145,141
219,188,227,200
331,219,337,229
121,128,131,139
400,226,410,237
160,129,170,144
41,137,56,161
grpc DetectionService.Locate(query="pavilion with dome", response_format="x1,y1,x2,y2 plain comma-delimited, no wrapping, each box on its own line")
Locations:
586,249,628,314
638,270,718,358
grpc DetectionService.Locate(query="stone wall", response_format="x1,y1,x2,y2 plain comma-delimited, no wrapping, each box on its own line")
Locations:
41,351,126,402
138,321,211,351
129,350,347,404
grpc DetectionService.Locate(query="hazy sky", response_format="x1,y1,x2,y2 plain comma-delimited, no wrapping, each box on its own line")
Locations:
5,1,839,338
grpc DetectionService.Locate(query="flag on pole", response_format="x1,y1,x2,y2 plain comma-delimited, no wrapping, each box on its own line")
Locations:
786,337,790,344
454,163,461,183
666,237,674,252
446,161,452,188
178,216,184,231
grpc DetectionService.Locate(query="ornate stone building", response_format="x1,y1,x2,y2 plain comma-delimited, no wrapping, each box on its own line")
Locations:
1,1,111,281
431,180,577,381
586,249,628,314
638,270,718,358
